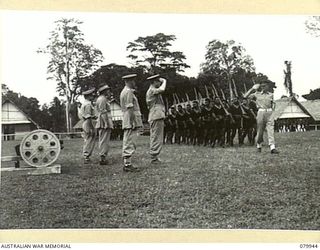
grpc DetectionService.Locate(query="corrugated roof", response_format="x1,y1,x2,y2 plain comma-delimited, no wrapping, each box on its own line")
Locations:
300,99,320,121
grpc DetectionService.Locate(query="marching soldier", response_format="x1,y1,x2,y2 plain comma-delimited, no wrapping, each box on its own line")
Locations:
247,97,258,145
120,74,143,172
176,104,187,144
191,100,202,145
146,75,167,164
184,103,195,145
228,98,243,146
212,97,226,147
223,99,232,146
79,88,96,164
166,106,178,144
163,114,169,144
95,84,113,165
201,98,213,146
244,80,279,154
239,98,251,145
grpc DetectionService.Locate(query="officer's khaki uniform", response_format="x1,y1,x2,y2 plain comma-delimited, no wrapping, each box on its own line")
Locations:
80,99,96,158
120,86,143,165
95,95,114,157
146,85,165,161
251,91,275,149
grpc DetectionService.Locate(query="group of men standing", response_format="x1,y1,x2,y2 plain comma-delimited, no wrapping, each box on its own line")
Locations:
78,74,279,172
78,74,167,172
79,85,114,165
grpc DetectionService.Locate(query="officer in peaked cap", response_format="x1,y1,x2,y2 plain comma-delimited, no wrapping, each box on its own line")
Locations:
244,79,279,154
95,84,113,165
80,88,96,164
146,74,167,164
120,73,143,172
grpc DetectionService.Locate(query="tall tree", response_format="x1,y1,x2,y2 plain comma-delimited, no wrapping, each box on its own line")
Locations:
305,16,320,38
200,39,255,100
48,97,66,132
126,33,190,74
304,16,320,100
38,18,104,132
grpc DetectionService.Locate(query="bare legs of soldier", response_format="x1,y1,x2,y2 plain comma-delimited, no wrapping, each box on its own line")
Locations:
203,126,210,146
166,128,174,144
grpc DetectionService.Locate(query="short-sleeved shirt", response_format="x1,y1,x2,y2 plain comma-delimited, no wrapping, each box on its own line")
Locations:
146,85,165,122
213,104,225,117
167,113,177,129
120,86,143,129
184,109,194,126
249,101,258,114
248,101,258,119
95,95,114,129
176,110,186,127
250,91,274,109
241,105,251,119
229,104,242,119
79,99,95,120
199,106,209,122
191,108,201,124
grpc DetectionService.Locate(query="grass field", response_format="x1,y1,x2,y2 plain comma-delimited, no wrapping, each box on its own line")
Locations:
1,131,319,229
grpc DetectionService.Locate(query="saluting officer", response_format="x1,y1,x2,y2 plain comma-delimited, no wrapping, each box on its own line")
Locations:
244,80,279,154
80,88,96,164
120,74,143,172
95,84,113,165
146,74,167,164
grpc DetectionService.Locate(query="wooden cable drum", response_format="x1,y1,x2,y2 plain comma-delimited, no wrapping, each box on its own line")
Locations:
20,130,61,167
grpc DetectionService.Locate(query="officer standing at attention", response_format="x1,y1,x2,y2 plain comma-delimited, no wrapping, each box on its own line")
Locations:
244,79,279,154
95,84,114,165
80,88,96,164
120,74,143,172
146,74,167,164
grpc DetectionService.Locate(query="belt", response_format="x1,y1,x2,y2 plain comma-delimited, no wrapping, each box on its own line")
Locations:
258,108,273,112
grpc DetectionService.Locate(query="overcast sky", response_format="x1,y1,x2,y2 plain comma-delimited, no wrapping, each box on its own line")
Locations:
1,10,319,105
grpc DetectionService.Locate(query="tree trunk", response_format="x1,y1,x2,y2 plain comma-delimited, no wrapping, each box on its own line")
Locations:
65,101,70,133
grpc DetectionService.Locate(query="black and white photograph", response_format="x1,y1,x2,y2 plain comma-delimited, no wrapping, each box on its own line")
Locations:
1,8,320,233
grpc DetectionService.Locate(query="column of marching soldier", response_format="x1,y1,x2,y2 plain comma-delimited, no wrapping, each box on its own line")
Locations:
78,73,279,172
163,96,259,148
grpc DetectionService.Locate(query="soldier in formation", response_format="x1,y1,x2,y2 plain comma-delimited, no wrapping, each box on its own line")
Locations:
120,74,143,172
95,84,114,165
79,88,96,164
163,94,259,148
